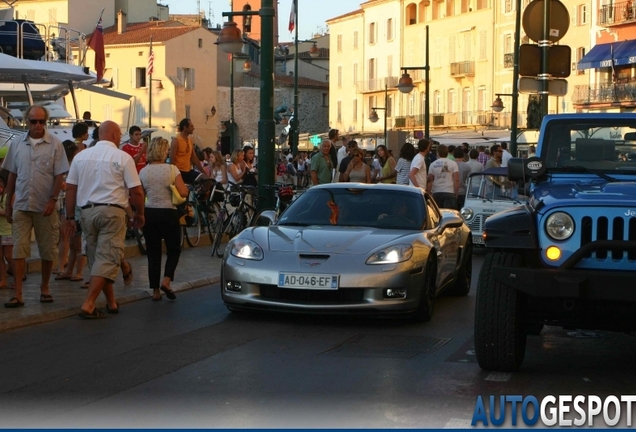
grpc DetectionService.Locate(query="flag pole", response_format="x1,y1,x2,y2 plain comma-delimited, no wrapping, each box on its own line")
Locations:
82,8,105,66
291,0,299,156
149,35,153,128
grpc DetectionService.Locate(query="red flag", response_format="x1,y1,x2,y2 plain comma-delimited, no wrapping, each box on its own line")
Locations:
288,0,296,33
88,16,105,82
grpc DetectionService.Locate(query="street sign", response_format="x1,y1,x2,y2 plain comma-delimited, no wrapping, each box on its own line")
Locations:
518,77,568,96
522,0,570,43
518,44,571,77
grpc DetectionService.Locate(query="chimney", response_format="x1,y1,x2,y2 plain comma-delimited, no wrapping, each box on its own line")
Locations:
117,9,127,34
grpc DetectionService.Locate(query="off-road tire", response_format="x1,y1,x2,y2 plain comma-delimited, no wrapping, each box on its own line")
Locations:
474,252,527,371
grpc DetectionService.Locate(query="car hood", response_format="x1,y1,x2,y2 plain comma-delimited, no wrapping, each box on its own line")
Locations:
265,225,414,255
532,180,636,210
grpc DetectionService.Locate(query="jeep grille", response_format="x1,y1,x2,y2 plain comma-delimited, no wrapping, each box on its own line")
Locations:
468,214,491,233
580,215,636,261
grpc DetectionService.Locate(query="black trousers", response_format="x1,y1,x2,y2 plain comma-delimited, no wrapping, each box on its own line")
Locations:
433,192,458,211
143,208,181,288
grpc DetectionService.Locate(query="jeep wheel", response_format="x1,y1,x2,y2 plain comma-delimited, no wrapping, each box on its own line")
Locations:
410,258,437,322
474,252,527,371
447,237,472,296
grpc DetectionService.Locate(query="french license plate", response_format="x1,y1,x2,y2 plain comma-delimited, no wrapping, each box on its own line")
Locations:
278,273,339,289
473,235,485,245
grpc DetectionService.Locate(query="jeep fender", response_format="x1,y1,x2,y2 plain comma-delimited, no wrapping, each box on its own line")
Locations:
483,204,538,249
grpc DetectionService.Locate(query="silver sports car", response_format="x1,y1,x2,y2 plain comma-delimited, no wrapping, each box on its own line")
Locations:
221,183,472,321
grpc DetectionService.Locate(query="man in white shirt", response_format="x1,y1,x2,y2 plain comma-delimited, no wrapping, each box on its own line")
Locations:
428,144,459,210
65,121,145,319
501,142,513,167
409,139,432,191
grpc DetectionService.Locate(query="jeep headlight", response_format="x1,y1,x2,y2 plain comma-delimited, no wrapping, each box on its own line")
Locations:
460,207,474,221
545,212,574,241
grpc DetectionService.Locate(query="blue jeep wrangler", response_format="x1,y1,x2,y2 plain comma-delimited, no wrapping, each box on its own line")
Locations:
474,114,636,371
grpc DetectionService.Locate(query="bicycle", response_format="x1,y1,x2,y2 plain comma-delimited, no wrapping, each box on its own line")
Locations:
181,177,218,247
211,182,258,257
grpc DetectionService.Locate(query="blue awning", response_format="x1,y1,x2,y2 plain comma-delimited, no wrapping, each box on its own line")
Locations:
577,40,636,70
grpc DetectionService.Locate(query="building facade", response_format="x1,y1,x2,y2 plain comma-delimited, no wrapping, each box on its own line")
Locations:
327,0,599,139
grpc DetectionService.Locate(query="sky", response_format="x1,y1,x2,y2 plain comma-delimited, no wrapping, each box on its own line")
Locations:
163,0,362,41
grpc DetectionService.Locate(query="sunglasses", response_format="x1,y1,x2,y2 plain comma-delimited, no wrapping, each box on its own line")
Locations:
29,119,46,125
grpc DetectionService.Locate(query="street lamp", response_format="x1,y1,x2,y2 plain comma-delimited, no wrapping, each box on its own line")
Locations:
368,84,388,146
398,25,430,140
217,1,276,211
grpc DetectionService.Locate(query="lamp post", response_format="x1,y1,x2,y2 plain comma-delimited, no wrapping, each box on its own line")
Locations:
397,25,430,140
368,84,388,145
217,1,276,211
491,92,518,155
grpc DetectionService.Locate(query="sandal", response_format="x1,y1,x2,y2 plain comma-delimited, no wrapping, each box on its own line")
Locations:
106,302,119,314
160,285,176,300
40,294,54,303
54,275,72,280
4,297,24,308
78,308,107,319
70,276,83,282
81,281,90,289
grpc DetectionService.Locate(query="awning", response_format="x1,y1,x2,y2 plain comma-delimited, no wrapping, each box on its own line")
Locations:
577,40,636,70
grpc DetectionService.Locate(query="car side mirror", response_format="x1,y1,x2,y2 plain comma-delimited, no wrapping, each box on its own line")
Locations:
437,213,464,234
253,210,277,226
508,157,546,182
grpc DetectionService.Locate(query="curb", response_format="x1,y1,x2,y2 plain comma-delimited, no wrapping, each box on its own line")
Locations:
0,276,220,333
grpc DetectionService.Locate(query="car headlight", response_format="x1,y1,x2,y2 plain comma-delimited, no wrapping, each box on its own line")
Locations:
460,207,474,221
230,238,264,260
366,244,413,265
545,212,574,241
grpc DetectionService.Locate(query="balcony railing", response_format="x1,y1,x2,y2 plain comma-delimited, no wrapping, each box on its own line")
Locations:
450,61,475,77
599,1,636,26
572,82,636,104
504,53,514,68
357,76,400,93
393,110,530,128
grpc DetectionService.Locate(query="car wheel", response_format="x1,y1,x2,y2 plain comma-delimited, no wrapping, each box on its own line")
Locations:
474,252,527,372
447,237,472,296
410,257,437,322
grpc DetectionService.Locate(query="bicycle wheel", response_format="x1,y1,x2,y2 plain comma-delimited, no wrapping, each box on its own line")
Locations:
206,202,221,243
184,205,202,247
212,210,227,257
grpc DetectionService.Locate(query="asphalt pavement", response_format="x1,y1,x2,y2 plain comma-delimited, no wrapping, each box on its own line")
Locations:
0,238,221,332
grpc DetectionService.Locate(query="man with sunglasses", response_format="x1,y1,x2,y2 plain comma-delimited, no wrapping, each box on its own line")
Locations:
2,105,69,308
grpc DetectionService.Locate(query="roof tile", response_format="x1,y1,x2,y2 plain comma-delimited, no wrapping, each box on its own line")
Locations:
103,20,198,46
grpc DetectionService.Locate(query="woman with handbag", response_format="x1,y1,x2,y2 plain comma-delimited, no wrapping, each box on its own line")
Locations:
139,137,188,301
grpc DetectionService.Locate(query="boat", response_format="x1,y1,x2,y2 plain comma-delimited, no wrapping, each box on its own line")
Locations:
0,13,137,146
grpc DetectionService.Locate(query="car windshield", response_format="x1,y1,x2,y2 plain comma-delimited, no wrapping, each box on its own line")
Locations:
277,187,425,230
466,172,522,202
543,119,636,173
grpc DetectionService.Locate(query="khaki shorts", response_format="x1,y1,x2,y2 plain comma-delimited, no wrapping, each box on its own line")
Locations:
80,206,127,282
12,210,60,261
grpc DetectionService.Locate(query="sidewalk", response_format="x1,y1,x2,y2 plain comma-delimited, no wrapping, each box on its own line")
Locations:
0,238,222,332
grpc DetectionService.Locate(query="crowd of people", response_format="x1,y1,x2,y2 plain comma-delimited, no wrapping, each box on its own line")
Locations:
0,108,219,316
305,129,516,212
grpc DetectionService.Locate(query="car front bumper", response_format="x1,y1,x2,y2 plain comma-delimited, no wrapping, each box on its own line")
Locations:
221,255,428,315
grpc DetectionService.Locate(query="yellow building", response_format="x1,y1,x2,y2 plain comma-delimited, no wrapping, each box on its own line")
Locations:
328,0,593,137
76,17,219,144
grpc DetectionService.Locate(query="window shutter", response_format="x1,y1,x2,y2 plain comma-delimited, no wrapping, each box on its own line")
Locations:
177,67,184,85
190,68,195,90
